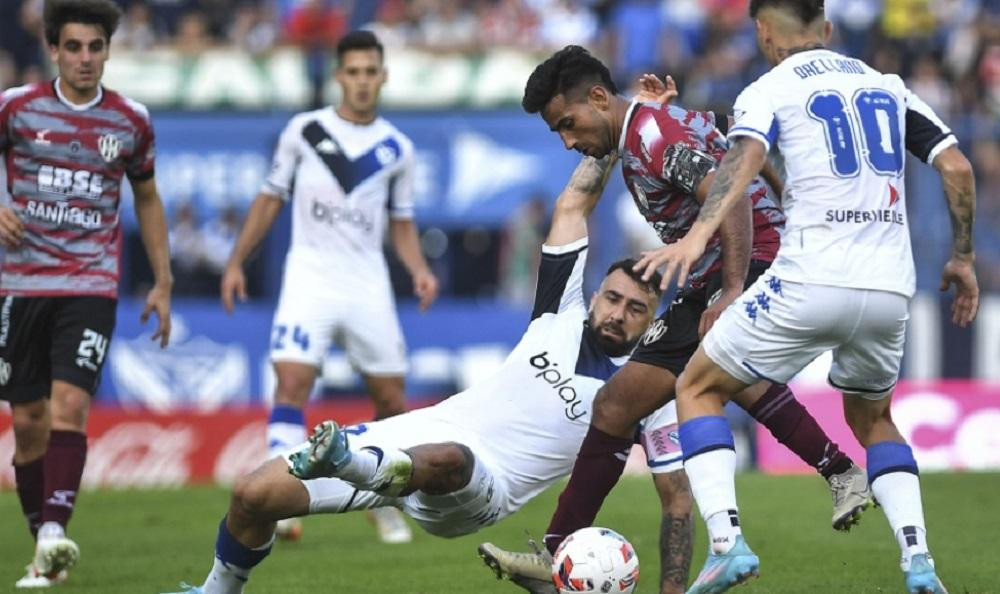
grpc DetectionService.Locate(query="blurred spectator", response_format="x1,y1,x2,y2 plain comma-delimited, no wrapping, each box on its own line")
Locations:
414,1,479,53
117,1,159,51
499,197,548,305
201,205,241,274
0,0,44,85
366,0,415,48
228,2,278,55
478,0,539,49
284,0,347,107
537,0,600,49
606,0,665,89
174,11,213,55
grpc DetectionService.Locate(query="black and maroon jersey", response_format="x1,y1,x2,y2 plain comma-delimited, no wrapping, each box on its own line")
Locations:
618,101,784,291
0,80,155,298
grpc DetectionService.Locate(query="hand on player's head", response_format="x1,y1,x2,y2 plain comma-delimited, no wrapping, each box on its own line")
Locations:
635,74,678,105
940,257,979,327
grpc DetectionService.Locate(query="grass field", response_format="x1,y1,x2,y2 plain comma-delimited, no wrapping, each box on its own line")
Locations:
1,472,997,593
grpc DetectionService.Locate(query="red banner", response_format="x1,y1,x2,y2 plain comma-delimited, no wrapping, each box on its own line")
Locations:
756,381,1000,473
0,400,437,489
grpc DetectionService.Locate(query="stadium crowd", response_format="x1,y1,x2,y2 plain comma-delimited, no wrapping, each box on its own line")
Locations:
1,0,998,292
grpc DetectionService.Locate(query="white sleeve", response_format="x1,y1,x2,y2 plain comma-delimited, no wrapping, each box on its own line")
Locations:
260,117,302,201
388,141,415,220
728,82,779,152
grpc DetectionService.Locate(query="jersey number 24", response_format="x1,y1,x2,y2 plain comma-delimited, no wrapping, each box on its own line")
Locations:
807,89,903,177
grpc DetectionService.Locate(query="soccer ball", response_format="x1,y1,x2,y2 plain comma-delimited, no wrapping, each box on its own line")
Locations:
551,527,639,593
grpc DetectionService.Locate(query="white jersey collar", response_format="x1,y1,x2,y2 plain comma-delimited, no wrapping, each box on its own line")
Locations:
618,99,640,155
54,78,103,111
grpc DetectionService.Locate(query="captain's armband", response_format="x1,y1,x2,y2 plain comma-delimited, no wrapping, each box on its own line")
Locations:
661,144,717,195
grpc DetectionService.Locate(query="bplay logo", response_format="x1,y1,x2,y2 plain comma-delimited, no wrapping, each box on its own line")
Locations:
529,351,586,421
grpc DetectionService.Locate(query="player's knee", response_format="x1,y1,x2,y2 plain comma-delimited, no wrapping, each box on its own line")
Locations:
274,374,313,406
412,443,474,495
592,386,635,435
48,388,89,430
232,473,278,519
11,402,50,456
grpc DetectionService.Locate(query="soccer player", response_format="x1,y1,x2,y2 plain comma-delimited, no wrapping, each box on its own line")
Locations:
219,30,438,543
0,0,173,588
482,45,869,594
169,155,684,594
642,2,978,592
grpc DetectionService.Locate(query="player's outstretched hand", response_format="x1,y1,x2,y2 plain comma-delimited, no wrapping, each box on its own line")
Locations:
699,289,741,339
220,264,248,314
414,269,439,312
635,74,678,105
634,236,706,292
142,282,172,348
0,206,25,249
940,256,979,327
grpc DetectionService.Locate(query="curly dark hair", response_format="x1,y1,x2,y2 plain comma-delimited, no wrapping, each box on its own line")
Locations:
44,0,121,45
522,45,618,114
606,258,663,296
749,0,825,23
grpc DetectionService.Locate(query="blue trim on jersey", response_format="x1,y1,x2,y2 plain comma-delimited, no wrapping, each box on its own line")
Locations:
647,454,683,468
678,416,734,461
302,120,401,194
575,325,622,381
215,517,272,569
268,405,305,426
867,441,918,482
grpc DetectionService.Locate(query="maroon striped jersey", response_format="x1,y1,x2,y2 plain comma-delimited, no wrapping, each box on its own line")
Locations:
618,101,784,292
0,80,155,298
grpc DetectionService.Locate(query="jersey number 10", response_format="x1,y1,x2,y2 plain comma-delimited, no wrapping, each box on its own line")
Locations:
807,89,903,177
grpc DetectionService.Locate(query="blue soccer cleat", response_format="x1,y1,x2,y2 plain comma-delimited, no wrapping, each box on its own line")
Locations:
287,420,351,480
160,582,203,593
905,554,948,594
685,536,760,594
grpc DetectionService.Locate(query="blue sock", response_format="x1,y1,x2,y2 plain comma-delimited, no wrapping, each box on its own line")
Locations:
678,415,735,461
866,441,918,482
267,405,306,458
205,517,272,592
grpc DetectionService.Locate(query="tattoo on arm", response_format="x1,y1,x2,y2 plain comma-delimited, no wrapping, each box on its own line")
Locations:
697,141,746,225
568,155,615,195
944,180,976,257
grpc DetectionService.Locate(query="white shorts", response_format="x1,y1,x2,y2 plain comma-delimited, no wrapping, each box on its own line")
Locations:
639,400,683,474
703,274,909,399
299,416,506,538
270,271,407,376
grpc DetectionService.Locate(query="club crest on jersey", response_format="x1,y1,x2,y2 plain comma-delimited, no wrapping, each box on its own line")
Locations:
0,358,10,386
642,319,667,346
98,133,121,162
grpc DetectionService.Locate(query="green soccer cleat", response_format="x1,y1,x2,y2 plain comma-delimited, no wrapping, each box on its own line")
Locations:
685,536,760,594
287,420,351,480
905,554,948,594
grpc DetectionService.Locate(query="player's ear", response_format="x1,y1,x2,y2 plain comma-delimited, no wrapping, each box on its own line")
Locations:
588,84,610,110
823,20,834,43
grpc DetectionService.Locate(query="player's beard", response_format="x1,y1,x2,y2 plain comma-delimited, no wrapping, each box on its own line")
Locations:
585,316,635,358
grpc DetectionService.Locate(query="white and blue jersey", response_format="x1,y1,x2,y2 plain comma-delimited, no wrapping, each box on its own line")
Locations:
263,107,415,297
729,48,956,298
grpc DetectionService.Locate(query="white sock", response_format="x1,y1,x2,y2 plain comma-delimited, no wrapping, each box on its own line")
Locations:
267,420,306,459
685,449,741,554
37,521,65,541
337,446,412,495
202,539,272,594
202,556,249,594
872,472,930,570
336,447,383,484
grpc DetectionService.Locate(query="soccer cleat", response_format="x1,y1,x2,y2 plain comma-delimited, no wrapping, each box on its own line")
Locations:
479,540,556,594
287,420,351,480
829,463,873,531
160,582,204,593
14,563,67,589
275,517,303,541
368,507,413,544
685,536,759,594
904,554,949,594
33,536,79,580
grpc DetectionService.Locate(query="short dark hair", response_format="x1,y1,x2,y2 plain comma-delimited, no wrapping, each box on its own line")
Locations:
336,30,384,62
749,0,825,23
522,45,618,114
606,258,663,297
44,0,121,46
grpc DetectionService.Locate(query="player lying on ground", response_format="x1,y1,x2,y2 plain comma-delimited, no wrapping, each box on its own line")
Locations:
641,1,978,593
166,155,700,594
480,46,869,594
